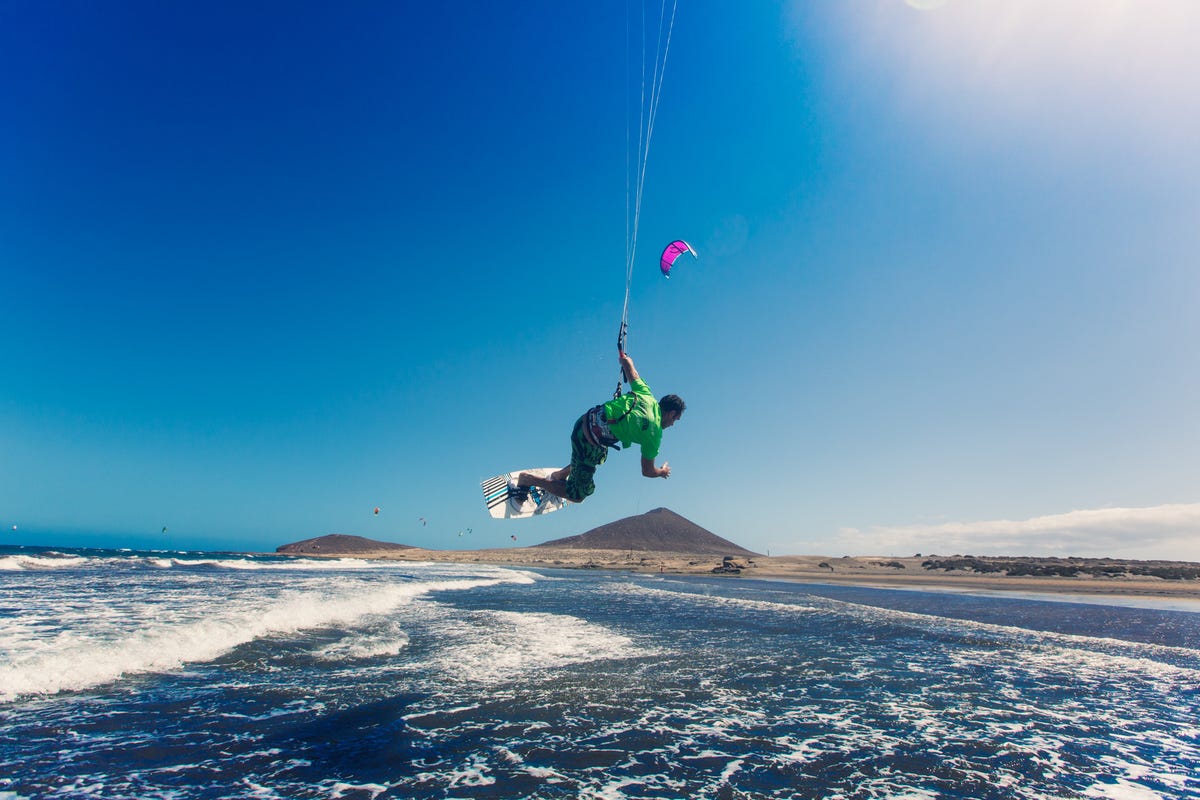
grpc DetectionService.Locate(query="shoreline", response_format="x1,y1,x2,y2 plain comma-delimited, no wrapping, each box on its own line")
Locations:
286,547,1200,603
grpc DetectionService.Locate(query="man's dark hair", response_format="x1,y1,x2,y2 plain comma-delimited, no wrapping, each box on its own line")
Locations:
660,394,686,417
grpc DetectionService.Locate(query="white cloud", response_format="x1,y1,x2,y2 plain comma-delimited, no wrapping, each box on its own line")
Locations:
837,503,1200,561
805,0,1200,173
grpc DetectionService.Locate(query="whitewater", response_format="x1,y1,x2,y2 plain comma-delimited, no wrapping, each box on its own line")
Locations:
1,545,1198,799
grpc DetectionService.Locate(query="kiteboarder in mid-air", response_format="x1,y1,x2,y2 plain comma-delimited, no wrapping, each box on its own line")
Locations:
510,350,685,504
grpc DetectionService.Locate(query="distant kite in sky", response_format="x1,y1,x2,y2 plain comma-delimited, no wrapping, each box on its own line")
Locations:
659,240,697,279
373,507,380,516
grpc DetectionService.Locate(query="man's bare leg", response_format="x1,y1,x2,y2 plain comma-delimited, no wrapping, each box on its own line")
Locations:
517,469,573,502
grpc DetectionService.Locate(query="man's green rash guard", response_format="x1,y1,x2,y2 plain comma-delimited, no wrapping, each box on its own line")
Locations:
603,377,662,459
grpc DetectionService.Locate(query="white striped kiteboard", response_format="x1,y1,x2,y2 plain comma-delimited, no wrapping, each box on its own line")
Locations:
481,467,569,520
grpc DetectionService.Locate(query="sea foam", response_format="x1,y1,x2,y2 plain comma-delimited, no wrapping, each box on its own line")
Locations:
0,571,533,701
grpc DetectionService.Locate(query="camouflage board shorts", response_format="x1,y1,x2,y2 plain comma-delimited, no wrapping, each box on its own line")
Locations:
566,412,609,502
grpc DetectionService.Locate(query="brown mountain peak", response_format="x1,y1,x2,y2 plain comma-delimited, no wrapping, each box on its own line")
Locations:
535,507,758,556
276,534,415,555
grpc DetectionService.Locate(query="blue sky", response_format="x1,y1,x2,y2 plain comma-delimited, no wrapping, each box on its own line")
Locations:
3,1,1198,559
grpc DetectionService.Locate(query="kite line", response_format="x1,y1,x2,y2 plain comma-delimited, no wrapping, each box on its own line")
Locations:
617,0,680,397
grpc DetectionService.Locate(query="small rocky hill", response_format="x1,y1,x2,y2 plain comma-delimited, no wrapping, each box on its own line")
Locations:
536,508,758,556
276,534,415,555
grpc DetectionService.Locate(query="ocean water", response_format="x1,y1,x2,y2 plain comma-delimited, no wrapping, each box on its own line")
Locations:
1,545,1198,800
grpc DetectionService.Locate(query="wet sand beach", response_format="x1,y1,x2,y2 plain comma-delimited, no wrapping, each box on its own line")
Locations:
298,547,1200,602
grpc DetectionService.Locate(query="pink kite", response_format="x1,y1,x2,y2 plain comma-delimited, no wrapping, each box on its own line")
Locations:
659,240,697,278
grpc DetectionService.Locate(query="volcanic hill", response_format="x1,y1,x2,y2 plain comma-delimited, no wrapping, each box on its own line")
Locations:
276,534,415,555
536,507,758,556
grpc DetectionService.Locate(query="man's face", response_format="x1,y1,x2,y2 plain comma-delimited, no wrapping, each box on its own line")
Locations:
662,410,682,429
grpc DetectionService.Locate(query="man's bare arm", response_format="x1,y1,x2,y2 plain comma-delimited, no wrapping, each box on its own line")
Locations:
619,351,640,384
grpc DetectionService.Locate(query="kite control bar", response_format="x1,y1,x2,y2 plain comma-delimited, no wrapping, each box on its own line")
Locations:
614,321,629,399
